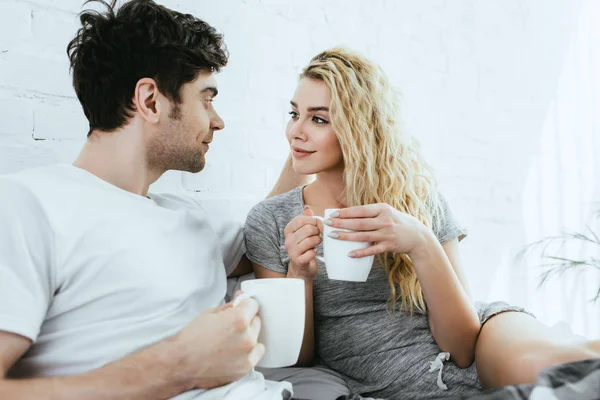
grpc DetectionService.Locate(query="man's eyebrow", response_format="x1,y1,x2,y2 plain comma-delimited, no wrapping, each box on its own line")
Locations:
201,86,218,97
289,101,329,112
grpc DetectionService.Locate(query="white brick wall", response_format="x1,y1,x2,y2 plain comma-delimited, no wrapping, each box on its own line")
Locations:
1,0,599,335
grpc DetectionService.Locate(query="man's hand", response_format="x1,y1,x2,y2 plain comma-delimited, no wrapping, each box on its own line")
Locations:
172,298,265,390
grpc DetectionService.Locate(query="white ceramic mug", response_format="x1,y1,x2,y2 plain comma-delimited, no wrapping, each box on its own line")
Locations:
233,278,305,368
312,209,374,282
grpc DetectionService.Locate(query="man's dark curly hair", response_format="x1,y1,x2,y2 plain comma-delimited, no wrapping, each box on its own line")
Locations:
67,0,228,135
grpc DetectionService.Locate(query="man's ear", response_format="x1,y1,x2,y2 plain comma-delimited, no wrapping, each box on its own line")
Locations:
133,78,162,124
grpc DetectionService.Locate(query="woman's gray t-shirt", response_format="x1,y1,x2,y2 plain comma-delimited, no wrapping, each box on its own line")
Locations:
244,186,514,399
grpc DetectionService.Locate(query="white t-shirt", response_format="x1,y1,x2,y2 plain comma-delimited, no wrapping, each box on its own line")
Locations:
0,164,291,400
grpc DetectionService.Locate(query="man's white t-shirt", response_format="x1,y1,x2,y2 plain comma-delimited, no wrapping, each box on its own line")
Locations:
0,164,291,400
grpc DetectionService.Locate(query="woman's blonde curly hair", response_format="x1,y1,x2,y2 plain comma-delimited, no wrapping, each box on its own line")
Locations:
301,47,442,313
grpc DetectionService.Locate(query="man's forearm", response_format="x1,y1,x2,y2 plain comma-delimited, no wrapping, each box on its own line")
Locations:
0,338,189,400
268,155,312,198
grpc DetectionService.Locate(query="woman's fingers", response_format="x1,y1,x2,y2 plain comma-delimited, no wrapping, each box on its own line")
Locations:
294,224,321,244
348,243,387,258
328,230,381,243
284,216,319,236
296,235,322,252
297,249,318,265
333,204,385,219
326,218,382,232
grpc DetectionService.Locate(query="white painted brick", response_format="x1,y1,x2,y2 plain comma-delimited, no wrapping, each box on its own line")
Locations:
0,137,58,174
182,160,231,192
19,0,88,14
229,158,269,196
0,50,74,97
33,98,88,140
246,124,289,160
150,170,183,193
0,2,32,47
31,7,80,55
209,122,248,156
0,97,33,135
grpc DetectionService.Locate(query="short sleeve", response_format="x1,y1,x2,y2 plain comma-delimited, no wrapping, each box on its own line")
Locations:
0,178,55,341
431,193,468,244
197,200,246,276
244,202,287,274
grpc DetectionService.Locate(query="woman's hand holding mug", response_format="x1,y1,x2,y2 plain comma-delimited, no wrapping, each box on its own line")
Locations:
284,206,322,280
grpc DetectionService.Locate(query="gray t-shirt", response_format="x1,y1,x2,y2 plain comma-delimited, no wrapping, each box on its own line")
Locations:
245,186,483,399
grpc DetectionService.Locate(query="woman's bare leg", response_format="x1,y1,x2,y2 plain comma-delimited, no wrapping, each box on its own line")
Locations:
475,311,600,388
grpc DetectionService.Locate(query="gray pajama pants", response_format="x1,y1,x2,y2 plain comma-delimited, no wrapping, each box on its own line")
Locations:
259,365,351,400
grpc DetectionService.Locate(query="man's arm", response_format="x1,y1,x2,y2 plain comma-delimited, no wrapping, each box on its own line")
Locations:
267,155,312,198
0,330,188,400
229,155,310,276
0,299,264,400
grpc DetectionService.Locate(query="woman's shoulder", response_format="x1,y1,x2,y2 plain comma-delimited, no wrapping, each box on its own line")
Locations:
430,192,468,243
246,186,305,227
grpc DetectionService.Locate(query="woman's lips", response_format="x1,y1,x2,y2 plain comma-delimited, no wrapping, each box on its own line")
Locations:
292,147,315,158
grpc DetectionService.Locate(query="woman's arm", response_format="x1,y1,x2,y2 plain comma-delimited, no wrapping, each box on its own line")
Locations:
253,264,315,367
411,234,480,368
426,237,474,338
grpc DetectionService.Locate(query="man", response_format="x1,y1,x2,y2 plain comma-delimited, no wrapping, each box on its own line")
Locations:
0,1,311,398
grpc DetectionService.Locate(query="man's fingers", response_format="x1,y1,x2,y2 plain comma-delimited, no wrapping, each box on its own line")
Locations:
248,315,262,343
212,302,234,313
232,290,243,300
249,343,266,367
234,298,260,324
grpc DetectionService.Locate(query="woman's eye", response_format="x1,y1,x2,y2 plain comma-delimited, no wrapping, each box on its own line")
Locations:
288,111,299,119
313,116,328,124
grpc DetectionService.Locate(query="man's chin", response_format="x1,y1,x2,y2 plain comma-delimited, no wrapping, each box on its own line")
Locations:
183,160,205,174
167,157,205,174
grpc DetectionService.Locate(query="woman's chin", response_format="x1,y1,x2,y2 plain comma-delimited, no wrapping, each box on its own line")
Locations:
292,164,319,175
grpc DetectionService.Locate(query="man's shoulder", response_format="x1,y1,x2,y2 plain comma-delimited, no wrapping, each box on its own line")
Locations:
0,166,67,229
0,165,66,202
1,164,74,192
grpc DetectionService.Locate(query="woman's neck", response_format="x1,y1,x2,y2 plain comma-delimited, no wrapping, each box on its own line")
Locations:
303,167,347,215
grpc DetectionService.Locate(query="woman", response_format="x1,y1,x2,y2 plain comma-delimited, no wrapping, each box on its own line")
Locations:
244,48,600,399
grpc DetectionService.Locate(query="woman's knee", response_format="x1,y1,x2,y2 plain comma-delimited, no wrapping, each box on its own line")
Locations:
477,339,599,388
